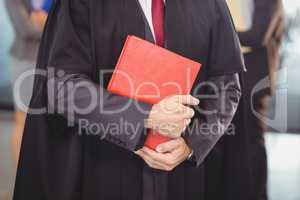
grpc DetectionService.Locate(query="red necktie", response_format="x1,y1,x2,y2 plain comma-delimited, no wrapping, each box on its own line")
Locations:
152,0,165,47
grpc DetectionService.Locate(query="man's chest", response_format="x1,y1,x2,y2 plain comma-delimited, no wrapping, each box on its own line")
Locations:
91,0,212,71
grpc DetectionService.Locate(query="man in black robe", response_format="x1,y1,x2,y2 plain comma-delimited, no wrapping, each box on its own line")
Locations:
13,0,252,200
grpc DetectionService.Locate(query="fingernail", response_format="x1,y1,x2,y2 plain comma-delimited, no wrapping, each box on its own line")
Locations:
194,98,200,105
191,109,195,116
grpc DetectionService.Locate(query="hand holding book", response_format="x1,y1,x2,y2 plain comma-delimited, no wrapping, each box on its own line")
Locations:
108,36,201,150
144,95,199,140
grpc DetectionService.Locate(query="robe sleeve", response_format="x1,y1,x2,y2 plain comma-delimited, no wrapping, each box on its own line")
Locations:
184,74,241,166
46,0,152,151
208,0,246,76
183,0,245,166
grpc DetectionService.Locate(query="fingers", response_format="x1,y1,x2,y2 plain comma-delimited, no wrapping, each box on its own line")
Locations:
154,118,191,138
141,147,168,162
160,101,195,118
141,147,179,171
156,138,182,153
146,95,198,139
136,139,191,172
167,103,195,118
166,111,194,122
135,149,170,170
171,95,200,106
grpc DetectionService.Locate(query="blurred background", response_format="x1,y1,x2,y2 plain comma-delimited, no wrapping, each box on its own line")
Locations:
0,0,299,199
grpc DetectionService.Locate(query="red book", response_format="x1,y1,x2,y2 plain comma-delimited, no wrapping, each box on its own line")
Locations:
108,36,201,150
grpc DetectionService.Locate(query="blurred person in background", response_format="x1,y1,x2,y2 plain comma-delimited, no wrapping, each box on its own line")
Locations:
227,0,285,199
5,0,51,165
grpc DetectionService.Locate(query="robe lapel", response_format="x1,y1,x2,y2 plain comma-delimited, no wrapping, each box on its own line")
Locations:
165,0,188,55
121,0,146,40
135,0,156,43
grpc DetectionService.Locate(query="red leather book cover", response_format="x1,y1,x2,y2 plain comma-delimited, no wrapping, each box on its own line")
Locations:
107,35,201,150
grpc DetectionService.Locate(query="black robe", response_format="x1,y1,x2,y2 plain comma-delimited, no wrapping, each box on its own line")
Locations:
13,0,252,200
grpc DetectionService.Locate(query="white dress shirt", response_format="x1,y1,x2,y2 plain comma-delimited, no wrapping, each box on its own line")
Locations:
138,0,166,41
